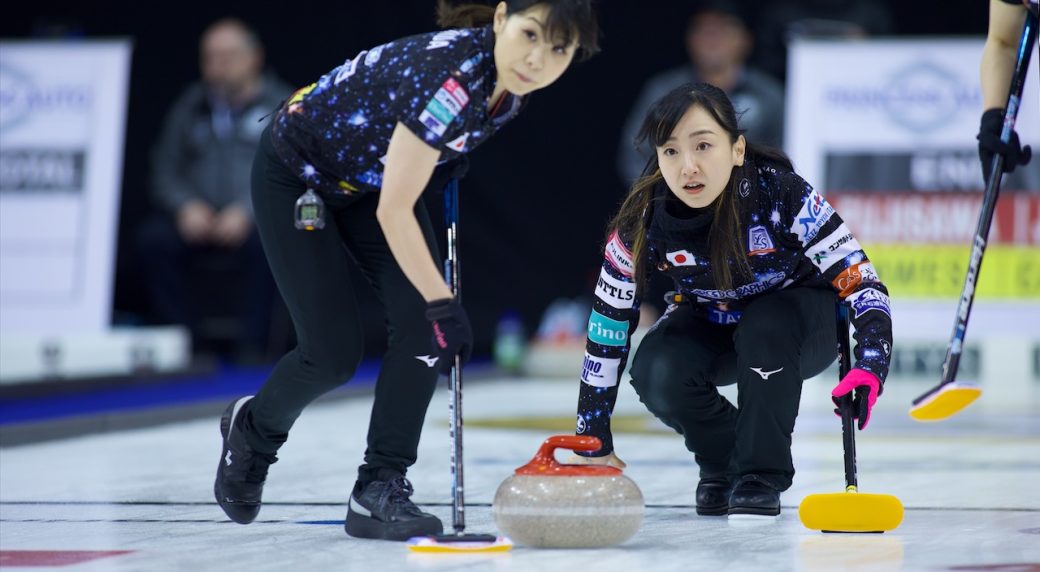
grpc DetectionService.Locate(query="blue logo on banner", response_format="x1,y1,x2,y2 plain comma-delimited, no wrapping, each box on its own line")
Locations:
823,61,979,134
588,311,628,346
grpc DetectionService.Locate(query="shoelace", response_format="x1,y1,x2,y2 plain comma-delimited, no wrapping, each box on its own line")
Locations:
379,476,416,508
229,449,278,484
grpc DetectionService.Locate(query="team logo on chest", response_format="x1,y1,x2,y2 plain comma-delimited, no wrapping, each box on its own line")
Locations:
747,225,776,256
739,177,751,198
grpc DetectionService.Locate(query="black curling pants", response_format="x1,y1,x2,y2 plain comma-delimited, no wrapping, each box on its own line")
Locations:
243,124,441,483
629,288,837,491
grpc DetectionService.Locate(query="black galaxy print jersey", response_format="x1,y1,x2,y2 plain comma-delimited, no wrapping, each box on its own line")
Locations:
270,26,522,195
576,159,894,455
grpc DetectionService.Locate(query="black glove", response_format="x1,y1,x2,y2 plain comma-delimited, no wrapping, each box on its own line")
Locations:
978,108,1032,184
425,298,472,375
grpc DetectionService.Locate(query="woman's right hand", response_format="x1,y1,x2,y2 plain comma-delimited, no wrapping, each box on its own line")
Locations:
425,297,473,374
566,451,627,469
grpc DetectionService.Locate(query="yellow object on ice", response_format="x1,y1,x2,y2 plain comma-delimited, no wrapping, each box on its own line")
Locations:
909,383,982,422
799,489,904,533
405,536,513,553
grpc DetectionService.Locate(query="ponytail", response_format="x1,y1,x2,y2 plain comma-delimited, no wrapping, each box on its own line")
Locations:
436,0,496,28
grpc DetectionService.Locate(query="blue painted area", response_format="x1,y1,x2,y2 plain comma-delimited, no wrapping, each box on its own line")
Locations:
0,357,494,426
0,360,382,426
296,520,345,525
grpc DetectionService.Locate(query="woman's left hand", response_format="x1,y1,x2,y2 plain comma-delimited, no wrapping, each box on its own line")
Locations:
831,368,880,430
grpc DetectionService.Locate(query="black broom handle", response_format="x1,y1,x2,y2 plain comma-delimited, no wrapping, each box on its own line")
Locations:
836,301,857,490
934,10,1037,395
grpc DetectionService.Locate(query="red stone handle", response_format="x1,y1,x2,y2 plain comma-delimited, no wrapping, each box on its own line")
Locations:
514,435,623,476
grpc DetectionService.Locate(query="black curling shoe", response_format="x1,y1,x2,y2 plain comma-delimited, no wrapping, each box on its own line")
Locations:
696,477,732,516
214,396,278,524
345,475,443,541
728,474,781,518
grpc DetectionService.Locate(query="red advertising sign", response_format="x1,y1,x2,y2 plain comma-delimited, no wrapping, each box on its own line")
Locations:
827,193,1040,245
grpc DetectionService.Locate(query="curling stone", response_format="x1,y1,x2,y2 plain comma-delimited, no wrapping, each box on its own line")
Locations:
492,435,644,548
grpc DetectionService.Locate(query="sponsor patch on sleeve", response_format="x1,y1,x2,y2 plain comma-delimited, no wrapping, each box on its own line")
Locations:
847,287,891,319
604,231,634,277
805,223,862,272
595,267,636,310
418,78,470,137
418,109,448,136
832,261,881,297
791,187,836,245
445,132,469,152
580,353,621,388
587,310,630,347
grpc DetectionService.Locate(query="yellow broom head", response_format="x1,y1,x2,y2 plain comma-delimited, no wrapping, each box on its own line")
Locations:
799,489,904,533
406,535,513,553
909,382,981,422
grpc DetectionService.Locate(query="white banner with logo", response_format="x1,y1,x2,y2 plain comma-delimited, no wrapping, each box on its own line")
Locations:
784,37,1039,378
0,40,132,334
785,37,1039,191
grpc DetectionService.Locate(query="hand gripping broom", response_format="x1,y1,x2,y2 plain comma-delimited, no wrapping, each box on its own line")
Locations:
799,302,904,533
406,180,512,553
910,10,1037,422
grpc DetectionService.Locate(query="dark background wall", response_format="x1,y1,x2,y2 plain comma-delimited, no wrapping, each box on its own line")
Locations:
1,1,990,356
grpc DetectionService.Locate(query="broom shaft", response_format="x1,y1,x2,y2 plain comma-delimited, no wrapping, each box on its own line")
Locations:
444,180,466,533
836,302,857,490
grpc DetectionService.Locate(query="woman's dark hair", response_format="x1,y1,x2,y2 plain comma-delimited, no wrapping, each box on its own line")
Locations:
436,0,600,60
608,82,792,293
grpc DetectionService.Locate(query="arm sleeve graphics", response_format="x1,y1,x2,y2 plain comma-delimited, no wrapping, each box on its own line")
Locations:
780,172,893,385
574,230,642,456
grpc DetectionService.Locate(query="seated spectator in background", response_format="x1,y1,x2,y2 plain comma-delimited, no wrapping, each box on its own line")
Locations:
753,0,893,82
618,0,784,183
138,17,292,361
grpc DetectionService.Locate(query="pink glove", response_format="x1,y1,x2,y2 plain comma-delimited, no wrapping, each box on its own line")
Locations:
831,368,880,430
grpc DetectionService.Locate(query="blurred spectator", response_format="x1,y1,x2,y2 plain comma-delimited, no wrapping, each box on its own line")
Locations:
617,1,784,183
137,17,292,362
753,0,894,81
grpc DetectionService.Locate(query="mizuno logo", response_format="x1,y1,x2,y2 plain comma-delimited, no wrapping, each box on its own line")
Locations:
750,367,784,380
415,355,439,367
225,450,233,466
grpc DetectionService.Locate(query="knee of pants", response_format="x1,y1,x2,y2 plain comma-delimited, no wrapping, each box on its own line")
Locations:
630,354,695,413
385,311,436,353
296,344,363,385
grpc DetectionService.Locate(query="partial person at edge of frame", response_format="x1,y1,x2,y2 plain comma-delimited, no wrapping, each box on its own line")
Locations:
978,0,1037,182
